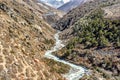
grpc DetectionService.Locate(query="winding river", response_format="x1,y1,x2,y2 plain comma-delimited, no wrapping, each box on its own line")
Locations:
44,32,88,80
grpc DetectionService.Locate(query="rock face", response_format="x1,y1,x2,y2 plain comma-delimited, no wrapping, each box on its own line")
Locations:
0,0,64,80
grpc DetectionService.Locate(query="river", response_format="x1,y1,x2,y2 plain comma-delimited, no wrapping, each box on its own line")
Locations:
44,32,88,80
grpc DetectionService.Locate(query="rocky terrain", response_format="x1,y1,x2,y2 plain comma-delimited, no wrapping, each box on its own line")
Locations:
0,0,66,80
102,3,120,19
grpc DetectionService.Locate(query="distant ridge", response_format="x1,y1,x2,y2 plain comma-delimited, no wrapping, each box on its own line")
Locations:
39,0,65,8
58,0,85,12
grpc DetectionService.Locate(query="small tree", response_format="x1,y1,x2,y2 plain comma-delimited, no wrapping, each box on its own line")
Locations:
116,37,120,48
99,36,110,47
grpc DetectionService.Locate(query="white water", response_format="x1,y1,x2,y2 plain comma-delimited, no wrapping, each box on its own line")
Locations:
44,32,88,80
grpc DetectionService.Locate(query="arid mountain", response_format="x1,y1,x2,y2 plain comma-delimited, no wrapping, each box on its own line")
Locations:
58,0,85,12
0,0,65,80
24,0,65,25
36,0,65,24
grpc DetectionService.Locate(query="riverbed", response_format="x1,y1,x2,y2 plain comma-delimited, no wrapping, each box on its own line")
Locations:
44,32,88,80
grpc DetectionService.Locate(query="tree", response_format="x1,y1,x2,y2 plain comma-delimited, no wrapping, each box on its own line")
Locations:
116,37,120,48
99,36,110,47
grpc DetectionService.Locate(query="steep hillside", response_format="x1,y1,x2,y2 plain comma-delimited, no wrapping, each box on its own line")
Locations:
58,0,85,12
54,0,120,31
39,0,65,8
54,0,120,80
0,0,65,80
24,0,65,25
36,0,65,25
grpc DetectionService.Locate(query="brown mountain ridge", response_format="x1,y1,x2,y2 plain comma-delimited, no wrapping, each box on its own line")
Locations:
0,0,66,80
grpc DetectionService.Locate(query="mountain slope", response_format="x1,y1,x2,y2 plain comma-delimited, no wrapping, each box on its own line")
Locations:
54,0,120,31
39,0,65,8
36,0,65,25
54,0,120,80
0,0,65,79
23,0,65,24
58,0,85,12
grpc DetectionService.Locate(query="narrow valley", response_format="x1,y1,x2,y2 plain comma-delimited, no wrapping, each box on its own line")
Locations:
44,32,88,80
0,0,120,80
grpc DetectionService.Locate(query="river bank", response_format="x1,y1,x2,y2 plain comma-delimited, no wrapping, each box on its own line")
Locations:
44,32,88,80
54,43,120,80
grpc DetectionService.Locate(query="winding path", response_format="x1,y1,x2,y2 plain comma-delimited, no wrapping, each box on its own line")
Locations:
44,32,88,80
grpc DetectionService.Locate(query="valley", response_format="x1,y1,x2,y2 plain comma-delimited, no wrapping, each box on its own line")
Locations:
0,0,120,80
53,0,120,80
44,32,88,80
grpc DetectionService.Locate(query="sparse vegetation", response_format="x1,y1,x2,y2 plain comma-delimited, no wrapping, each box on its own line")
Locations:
0,0,65,80
43,58,70,74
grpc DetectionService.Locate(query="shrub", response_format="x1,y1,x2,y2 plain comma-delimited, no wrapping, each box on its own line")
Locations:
71,9,120,48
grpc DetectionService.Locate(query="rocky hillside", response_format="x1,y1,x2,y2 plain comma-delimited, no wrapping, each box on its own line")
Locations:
53,0,120,80
0,0,66,80
36,0,65,25
54,0,120,31
58,0,85,12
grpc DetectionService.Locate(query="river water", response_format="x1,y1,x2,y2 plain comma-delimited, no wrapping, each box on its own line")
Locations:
44,32,88,80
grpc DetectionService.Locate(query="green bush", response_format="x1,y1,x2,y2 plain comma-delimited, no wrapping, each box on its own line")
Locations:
71,9,120,48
